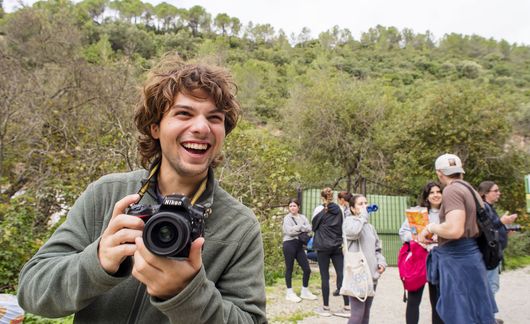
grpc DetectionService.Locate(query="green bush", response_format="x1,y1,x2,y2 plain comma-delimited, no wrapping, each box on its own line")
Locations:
0,194,47,293
23,314,74,324
504,231,530,269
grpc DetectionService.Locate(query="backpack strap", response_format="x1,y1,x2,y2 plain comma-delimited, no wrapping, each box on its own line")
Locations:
453,180,483,210
454,181,498,246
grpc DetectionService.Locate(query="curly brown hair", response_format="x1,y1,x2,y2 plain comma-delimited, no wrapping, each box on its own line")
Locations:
134,54,241,169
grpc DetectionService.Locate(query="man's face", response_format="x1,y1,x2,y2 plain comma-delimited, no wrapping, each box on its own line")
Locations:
435,170,446,186
150,90,226,179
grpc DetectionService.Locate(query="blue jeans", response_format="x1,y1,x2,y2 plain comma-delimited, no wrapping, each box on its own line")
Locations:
487,264,500,294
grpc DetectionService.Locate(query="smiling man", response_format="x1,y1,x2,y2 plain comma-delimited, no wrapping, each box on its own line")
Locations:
17,55,267,323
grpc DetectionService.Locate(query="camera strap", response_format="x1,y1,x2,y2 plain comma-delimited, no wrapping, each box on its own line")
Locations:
137,162,160,201
191,177,207,205
137,161,207,206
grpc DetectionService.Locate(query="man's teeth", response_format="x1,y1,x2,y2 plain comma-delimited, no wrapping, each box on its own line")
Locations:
183,143,208,150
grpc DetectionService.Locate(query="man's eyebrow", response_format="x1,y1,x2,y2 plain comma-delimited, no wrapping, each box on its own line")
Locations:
171,104,224,113
172,104,193,110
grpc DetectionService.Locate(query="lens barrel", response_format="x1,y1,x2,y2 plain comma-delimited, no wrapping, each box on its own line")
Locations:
143,211,191,257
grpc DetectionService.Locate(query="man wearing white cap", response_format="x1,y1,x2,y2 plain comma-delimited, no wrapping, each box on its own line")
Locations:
418,153,497,324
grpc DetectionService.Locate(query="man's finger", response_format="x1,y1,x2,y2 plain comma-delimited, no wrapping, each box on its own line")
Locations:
188,237,204,270
111,194,140,218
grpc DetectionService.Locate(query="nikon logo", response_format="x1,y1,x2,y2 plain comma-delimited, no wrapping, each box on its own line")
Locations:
163,199,184,206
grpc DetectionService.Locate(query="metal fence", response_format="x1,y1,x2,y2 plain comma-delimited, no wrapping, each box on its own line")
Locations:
300,178,416,266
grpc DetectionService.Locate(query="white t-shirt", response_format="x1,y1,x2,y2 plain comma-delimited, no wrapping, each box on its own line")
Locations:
312,205,324,219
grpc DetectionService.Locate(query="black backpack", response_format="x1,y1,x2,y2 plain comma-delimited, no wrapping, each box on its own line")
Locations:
457,181,502,270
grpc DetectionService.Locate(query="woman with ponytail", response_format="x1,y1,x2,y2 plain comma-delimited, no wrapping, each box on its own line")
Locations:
312,188,350,317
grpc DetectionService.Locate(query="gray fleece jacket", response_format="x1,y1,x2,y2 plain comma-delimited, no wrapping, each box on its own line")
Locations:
342,212,387,282
17,169,266,324
282,213,311,242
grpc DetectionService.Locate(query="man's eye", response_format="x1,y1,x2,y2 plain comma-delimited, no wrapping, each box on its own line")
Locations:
209,115,224,122
175,111,191,117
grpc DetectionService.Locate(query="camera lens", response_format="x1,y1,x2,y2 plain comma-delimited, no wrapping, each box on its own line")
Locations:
158,225,175,243
143,211,191,257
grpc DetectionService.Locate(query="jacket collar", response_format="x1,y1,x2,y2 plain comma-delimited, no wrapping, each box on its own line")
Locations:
141,167,216,210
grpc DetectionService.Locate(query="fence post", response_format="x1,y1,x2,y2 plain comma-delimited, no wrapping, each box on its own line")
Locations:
297,186,303,207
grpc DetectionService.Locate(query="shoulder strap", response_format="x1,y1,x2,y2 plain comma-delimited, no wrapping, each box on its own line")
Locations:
453,180,483,211
290,216,298,225
454,181,498,243
454,180,484,219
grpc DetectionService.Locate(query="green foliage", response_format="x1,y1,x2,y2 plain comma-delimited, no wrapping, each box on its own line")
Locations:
23,314,74,324
102,21,156,58
221,122,300,284
82,33,114,64
0,194,51,292
231,59,288,122
280,69,399,189
504,231,530,269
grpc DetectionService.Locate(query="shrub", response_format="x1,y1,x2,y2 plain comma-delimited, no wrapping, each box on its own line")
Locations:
504,230,530,269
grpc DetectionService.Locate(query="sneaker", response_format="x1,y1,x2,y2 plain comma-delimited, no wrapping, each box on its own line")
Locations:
285,291,302,303
333,308,350,318
300,289,317,300
332,289,340,296
314,307,332,317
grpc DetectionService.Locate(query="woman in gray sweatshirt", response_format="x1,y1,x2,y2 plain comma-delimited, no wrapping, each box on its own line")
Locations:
282,199,317,302
343,194,387,324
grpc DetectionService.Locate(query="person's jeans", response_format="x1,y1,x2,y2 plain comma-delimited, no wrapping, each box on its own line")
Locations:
487,264,500,294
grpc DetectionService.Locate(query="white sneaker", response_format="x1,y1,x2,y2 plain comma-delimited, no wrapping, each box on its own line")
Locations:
300,289,317,300
333,308,350,318
314,307,332,317
285,291,302,303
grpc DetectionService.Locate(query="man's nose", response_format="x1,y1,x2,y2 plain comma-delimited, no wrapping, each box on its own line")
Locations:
191,115,211,134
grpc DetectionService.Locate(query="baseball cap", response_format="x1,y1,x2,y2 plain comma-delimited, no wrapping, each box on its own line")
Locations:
435,153,465,175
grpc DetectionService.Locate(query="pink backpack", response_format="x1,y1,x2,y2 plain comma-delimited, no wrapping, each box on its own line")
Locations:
397,241,428,295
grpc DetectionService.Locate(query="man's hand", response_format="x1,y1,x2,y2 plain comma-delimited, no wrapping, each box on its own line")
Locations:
418,227,433,245
98,194,144,274
377,265,385,274
132,236,204,300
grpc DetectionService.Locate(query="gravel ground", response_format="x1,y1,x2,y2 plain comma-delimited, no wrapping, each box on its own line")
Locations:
267,264,530,323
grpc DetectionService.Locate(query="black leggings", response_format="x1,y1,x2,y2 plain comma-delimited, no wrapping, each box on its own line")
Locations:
317,247,349,307
406,282,444,324
283,239,311,288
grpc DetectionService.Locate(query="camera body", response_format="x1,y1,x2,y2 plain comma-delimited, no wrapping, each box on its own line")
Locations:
505,224,522,232
126,194,207,258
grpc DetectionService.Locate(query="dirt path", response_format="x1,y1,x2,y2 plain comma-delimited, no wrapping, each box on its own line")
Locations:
267,264,530,323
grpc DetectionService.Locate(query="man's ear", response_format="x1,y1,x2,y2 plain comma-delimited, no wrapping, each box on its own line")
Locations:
150,124,160,139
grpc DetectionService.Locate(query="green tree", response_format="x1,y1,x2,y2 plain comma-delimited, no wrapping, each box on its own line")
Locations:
381,80,528,207
230,17,241,36
109,0,144,24
280,69,398,190
153,1,179,31
213,12,230,36
76,0,107,22
184,5,211,37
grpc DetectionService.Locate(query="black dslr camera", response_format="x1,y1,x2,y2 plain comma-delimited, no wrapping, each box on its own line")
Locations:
126,194,207,258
